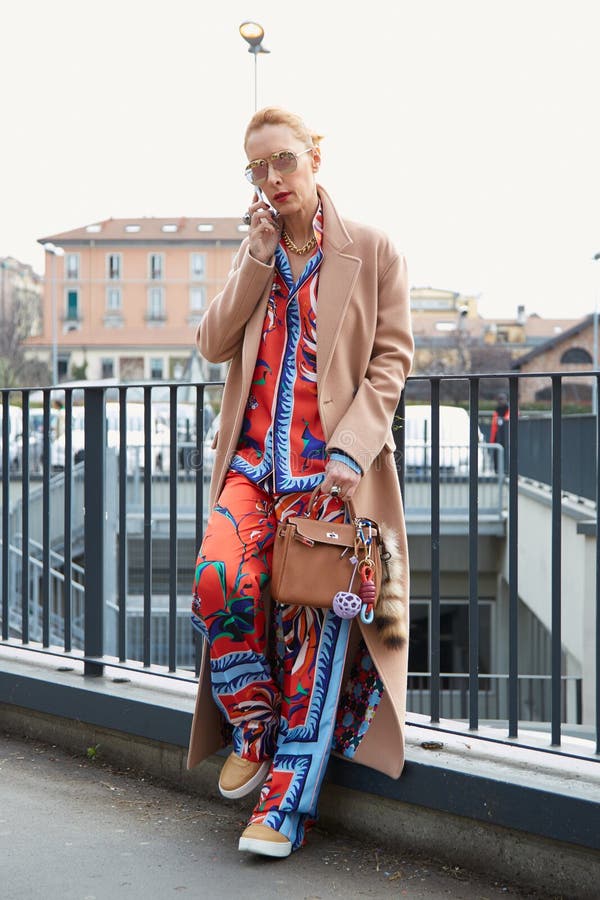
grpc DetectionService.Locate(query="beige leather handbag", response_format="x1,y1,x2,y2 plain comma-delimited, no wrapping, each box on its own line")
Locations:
271,488,383,623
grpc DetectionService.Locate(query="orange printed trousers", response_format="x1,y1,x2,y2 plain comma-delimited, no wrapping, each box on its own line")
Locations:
191,470,351,850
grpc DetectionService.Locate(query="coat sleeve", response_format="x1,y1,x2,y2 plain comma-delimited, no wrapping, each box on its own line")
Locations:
326,251,414,474
196,241,275,363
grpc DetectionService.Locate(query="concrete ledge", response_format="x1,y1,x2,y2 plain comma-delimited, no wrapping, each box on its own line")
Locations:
2,649,600,899
2,703,600,899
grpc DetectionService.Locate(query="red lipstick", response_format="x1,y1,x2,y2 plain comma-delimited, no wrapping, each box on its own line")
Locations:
274,191,291,202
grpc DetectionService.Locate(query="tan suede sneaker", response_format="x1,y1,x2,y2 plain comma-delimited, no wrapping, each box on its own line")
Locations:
218,752,270,799
238,823,292,858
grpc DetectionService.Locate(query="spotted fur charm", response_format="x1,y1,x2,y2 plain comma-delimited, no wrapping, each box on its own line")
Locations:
373,524,408,649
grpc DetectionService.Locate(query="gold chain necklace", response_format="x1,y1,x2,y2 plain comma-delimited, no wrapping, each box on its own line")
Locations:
281,229,317,255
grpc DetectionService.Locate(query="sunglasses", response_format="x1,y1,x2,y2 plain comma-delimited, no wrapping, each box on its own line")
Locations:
244,148,313,186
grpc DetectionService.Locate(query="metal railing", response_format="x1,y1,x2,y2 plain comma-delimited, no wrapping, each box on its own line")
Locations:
0,371,598,760
407,672,583,724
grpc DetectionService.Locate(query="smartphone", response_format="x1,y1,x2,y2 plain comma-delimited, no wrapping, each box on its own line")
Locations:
255,187,279,222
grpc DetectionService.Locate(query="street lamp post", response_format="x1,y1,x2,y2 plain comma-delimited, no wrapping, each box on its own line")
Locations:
239,21,270,112
592,253,600,415
42,242,64,386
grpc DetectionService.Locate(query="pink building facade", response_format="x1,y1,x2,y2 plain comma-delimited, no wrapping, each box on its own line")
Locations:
28,217,246,382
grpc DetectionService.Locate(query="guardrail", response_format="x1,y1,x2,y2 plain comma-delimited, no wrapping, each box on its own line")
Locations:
0,371,598,760
407,672,583,723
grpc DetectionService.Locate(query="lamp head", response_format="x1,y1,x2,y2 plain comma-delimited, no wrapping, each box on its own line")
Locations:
239,20,269,53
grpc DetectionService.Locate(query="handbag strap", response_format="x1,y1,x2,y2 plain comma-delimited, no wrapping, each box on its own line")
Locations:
306,485,357,521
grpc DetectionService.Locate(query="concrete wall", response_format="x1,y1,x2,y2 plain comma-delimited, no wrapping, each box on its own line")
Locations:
499,482,597,724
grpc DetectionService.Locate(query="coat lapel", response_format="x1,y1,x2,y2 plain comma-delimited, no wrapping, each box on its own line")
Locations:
316,186,362,397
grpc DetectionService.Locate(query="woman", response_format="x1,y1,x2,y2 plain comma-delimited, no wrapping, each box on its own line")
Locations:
188,107,414,858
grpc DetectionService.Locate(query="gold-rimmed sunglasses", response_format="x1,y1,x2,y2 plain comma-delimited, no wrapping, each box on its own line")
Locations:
244,148,313,186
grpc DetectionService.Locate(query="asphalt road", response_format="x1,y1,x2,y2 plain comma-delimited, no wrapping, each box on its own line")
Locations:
1,732,556,900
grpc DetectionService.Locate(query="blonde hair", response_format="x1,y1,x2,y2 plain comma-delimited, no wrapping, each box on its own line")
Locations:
244,106,324,151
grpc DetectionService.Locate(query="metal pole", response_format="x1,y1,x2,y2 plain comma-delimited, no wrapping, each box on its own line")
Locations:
253,50,258,112
84,387,105,675
593,253,599,415
593,298,598,416
51,252,58,385
0,260,6,324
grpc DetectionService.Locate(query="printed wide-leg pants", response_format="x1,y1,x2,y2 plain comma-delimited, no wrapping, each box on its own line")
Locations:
191,470,351,850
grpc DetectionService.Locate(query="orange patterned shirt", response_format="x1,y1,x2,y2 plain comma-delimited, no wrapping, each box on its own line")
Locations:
230,204,327,492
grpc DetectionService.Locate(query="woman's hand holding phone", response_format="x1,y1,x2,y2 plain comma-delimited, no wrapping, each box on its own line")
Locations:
247,190,282,264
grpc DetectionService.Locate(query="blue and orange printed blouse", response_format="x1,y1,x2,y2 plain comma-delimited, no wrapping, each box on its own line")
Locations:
230,205,328,493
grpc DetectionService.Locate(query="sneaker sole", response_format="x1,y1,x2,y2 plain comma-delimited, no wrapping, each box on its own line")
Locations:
218,758,271,799
238,835,292,858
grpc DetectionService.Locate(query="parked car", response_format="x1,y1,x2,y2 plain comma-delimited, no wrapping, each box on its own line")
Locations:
202,413,220,475
0,405,59,475
51,402,154,474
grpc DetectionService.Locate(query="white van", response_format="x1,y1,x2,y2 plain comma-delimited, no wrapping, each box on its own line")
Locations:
51,402,151,473
403,405,484,474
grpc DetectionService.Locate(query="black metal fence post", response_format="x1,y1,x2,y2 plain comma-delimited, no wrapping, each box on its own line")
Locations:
21,391,30,644
596,373,600,756
168,384,178,672
508,375,519,737
63,391,73,653
2,392,10,640
430,379,441,723
117,387,127,663
84,388,105,676
551,376,562,745
469,377,480,729
42,390,51,647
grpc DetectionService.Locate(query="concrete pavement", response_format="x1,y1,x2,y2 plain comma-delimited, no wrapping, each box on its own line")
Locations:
1,732,556,900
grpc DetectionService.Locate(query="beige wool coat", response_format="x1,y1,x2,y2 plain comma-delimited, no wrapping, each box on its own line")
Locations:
187,185,414,780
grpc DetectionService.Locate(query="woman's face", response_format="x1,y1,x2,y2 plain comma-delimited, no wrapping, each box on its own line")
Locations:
245,124,320,219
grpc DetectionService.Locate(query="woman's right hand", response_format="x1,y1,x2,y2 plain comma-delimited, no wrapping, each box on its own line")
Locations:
247,193,282,263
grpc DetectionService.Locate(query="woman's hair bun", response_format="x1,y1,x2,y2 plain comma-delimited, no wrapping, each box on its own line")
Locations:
245,106,324,150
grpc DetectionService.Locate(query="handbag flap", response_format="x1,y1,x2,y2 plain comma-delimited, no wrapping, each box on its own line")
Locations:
287,516,357,548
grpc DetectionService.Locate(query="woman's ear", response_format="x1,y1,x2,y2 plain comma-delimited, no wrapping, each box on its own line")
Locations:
312,146,321,171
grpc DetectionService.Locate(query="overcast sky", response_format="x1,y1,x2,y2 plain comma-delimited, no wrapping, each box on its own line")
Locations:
2,0,599,320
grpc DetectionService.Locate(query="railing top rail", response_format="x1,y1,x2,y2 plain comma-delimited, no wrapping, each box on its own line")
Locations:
1,370,599,398
407,369,599,382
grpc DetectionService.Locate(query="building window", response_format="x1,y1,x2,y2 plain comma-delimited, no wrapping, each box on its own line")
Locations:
409,600,492,675
57,355,70,380
106,287,121,311
150,358,164,380
191,253,206,280
190,285,206,312
65,253,79,280
149,253,164,280
148,286,165,320
560,346,593,364
66,290,79,321
107,254,121,280
101,358,114,379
